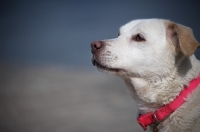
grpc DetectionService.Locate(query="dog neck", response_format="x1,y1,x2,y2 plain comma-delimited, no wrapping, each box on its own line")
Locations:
137,74,200,130
124,55,200,114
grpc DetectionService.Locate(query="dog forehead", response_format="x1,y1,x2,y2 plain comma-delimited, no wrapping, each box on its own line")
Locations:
120,19,143,32
120,19,166,35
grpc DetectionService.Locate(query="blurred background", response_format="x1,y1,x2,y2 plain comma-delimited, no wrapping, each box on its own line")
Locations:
0,0,200,132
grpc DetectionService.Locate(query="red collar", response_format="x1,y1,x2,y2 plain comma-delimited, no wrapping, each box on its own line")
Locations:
138,75,200,131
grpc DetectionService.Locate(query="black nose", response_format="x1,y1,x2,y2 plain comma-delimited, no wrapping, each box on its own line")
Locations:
91,41,103,54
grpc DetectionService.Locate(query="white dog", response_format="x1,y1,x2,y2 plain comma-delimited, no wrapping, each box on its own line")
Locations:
91,19,200,132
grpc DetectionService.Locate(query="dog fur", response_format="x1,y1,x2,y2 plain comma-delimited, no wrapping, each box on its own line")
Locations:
91,19,200,132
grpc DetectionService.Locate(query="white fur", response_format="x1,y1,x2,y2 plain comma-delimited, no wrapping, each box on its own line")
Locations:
92,19,200,132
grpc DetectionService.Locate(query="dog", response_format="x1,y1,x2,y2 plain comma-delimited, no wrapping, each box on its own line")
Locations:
91,19,200,132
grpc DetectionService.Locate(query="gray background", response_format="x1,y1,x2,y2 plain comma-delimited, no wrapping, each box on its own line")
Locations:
1,0,200,132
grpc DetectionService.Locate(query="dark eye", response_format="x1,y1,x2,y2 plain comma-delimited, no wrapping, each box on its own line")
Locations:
132,34,145,42
118,32,120,36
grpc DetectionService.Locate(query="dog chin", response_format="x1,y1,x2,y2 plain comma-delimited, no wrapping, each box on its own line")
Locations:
92,59,124,74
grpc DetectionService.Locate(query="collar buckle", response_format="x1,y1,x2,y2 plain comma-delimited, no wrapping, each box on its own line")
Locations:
151,112,160,132
153,111,161,124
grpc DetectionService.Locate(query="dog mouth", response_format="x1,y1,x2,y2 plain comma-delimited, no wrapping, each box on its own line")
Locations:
92,58,123,73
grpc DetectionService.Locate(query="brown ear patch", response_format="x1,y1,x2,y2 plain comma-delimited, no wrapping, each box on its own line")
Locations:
166,21,200,57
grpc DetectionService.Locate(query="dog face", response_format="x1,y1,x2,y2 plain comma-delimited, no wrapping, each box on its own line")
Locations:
91,19,199,78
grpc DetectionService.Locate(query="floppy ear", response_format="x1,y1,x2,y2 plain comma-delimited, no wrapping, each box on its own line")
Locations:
166,22,200,57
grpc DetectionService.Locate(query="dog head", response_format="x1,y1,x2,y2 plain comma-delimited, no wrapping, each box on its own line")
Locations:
91,19,200,78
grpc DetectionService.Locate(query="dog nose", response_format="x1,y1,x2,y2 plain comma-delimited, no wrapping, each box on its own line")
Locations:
91,41,103,53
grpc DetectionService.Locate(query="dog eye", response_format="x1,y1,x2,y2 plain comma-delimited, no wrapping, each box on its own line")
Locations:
132,34,145,42
118,32,120,36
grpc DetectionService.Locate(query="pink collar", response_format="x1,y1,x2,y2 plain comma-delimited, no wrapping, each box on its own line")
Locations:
138,75,200,131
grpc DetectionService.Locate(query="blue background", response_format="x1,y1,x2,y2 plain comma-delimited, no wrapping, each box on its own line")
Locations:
1,0,200,67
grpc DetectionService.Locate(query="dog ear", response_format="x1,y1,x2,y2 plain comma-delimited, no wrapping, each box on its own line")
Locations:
167,22,200,57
